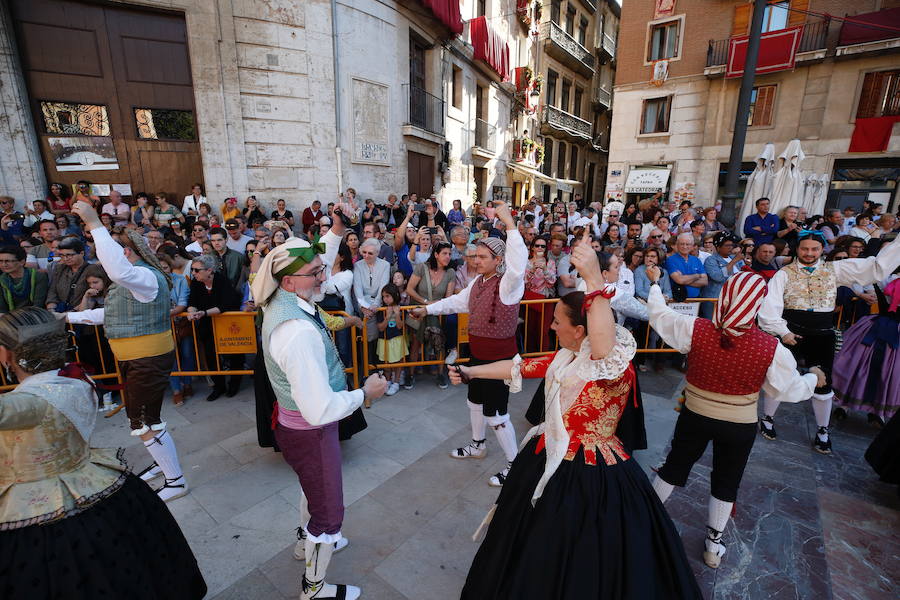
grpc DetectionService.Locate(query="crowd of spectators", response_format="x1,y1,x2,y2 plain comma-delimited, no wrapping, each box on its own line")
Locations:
2,181,898,401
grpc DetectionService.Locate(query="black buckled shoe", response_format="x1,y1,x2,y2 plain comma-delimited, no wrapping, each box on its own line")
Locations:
759,416,777,441
813,427,832,455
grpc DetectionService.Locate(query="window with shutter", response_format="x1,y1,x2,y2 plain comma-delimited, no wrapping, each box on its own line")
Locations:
856,70,900,119
640,97,671,134
748,85,776,127
732,3,751,37
787,0,809,28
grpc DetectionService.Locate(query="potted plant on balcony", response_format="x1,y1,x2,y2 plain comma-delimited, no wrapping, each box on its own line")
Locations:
532,75,543,94
523,66,534,85
535,143,545,165
534,1,542,21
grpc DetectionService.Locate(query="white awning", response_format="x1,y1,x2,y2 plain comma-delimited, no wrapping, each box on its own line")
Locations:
507,161,554,183
624,167,671,193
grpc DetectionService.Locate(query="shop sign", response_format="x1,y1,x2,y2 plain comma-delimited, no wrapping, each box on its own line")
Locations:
625,167,671,193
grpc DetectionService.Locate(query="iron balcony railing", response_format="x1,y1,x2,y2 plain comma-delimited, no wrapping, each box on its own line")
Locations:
404,84,444,136
593,83,612,110
602,32,617,59
542,21,595,76
474,118,496,153
706,20,831,67
542,104,592,141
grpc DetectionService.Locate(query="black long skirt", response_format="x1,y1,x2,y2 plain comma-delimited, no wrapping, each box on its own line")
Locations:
0,475,207,600
461,438,702,600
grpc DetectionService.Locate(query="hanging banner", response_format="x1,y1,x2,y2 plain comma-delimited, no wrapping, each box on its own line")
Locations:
726,26,802,78
654,0,677,20
650,59,669,87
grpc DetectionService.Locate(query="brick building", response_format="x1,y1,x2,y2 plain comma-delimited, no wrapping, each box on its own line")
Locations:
607,0,900,216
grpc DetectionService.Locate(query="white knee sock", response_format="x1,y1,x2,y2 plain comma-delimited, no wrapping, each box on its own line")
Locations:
486,413,518,462
652,475,674,503
762,391,780,419
468,400,486,441
707,495,732,537
143,429,184,481
811,392,833,430
303,539,335,598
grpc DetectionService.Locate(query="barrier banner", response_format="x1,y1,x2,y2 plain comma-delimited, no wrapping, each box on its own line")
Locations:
213,313,257,354
457,313,470,344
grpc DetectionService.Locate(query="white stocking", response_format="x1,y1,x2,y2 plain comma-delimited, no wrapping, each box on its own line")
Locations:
143,428,184,481
303,539,335,599
468,400,486,441
762,390,780,419
811,392,833,431
299,488,310,531
486,413,518,462
652,475,674,503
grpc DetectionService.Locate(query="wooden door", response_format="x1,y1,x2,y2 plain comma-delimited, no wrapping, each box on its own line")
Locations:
407,151,434,199
10,0,202,200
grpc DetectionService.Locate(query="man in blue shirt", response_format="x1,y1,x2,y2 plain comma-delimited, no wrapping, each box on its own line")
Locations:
742,197,779,245
667,233,708,299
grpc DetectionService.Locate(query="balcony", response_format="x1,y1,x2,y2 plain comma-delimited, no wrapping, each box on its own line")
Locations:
836,7,900,57
705,20,832,76
541,21,595,77
403,84,444,139
512,137,542,168
473,118,497,157
541,104,592,142
592,83,612,111
597,31,617,61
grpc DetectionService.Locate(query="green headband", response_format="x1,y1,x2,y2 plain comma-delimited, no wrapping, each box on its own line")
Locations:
274,239,326,278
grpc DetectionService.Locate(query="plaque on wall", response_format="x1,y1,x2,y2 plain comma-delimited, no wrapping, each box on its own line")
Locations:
351,78,390,166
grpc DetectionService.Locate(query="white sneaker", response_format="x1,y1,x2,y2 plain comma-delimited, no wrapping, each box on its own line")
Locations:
444,349,458,365
293,535,350,560
301,580,360,600
385,382,399,396
450,439,486,459
156,476,189,502
703,538,726,569
138,462,163,483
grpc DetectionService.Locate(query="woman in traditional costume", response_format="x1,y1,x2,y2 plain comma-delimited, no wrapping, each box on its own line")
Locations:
0,307,206,600
450,233,701,599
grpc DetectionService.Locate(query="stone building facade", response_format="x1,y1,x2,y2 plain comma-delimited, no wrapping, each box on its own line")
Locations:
607,0,900,214
0,0,619,216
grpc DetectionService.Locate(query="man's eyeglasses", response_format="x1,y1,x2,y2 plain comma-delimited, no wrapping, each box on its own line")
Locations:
649,234,663,239
291,265,327,278
190,267,206,272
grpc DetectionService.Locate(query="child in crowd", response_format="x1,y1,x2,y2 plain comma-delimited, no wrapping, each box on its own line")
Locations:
77,265,110,311
375,283,407,398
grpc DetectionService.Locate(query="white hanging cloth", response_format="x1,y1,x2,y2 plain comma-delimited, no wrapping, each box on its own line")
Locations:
737,143,776,231
769,139,806,216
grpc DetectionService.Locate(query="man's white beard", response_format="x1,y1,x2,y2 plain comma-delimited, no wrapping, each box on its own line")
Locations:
296,288,325,304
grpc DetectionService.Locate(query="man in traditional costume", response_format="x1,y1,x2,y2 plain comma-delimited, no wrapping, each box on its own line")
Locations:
411,201,525,487
646,269,824,568
251,234,387,600
758,230,900,453
66,201,187,502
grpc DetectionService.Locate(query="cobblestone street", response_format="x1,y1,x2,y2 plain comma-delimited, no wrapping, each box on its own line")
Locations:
92,370,898,599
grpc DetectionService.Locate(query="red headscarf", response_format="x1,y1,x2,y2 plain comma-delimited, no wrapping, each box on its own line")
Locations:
712,271,768,341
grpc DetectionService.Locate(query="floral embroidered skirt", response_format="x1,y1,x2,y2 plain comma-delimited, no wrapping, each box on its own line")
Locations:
461,438,702,600
0,474,206,600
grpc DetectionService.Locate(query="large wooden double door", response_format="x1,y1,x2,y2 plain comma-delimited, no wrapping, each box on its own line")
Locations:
10,0,202,199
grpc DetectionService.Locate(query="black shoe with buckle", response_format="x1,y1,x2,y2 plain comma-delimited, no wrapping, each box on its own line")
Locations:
813,427,832,455
759,416,777,441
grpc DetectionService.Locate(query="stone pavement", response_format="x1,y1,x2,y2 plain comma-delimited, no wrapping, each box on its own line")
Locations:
91,369,899,599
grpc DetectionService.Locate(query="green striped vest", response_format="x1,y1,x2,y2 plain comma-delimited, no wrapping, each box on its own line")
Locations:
104,259,170,339
260,288,346,413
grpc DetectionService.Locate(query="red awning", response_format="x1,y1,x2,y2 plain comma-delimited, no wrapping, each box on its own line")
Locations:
469,16,510,81
726,26,803,79
419,0,463,35
839,8,900,46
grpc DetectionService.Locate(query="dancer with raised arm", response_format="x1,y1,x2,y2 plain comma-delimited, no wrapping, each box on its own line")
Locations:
410,201,525,487
451,231,702,599
0,308,205,599
65,201,187,501
758,229,900,453
251,230,387,600
646,268,823,568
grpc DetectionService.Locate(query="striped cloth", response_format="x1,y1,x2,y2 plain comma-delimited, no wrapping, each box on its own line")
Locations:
712,271,768,339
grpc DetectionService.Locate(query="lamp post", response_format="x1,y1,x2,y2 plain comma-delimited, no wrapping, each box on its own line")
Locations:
721,0,768,228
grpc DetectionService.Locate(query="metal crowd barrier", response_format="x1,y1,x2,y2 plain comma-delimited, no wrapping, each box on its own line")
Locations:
0,298,872,394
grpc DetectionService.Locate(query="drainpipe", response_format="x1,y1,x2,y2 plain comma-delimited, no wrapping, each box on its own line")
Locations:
331,0,343,193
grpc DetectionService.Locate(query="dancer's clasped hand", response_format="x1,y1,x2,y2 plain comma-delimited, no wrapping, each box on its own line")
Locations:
363,372,388,400
569,228,602,286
